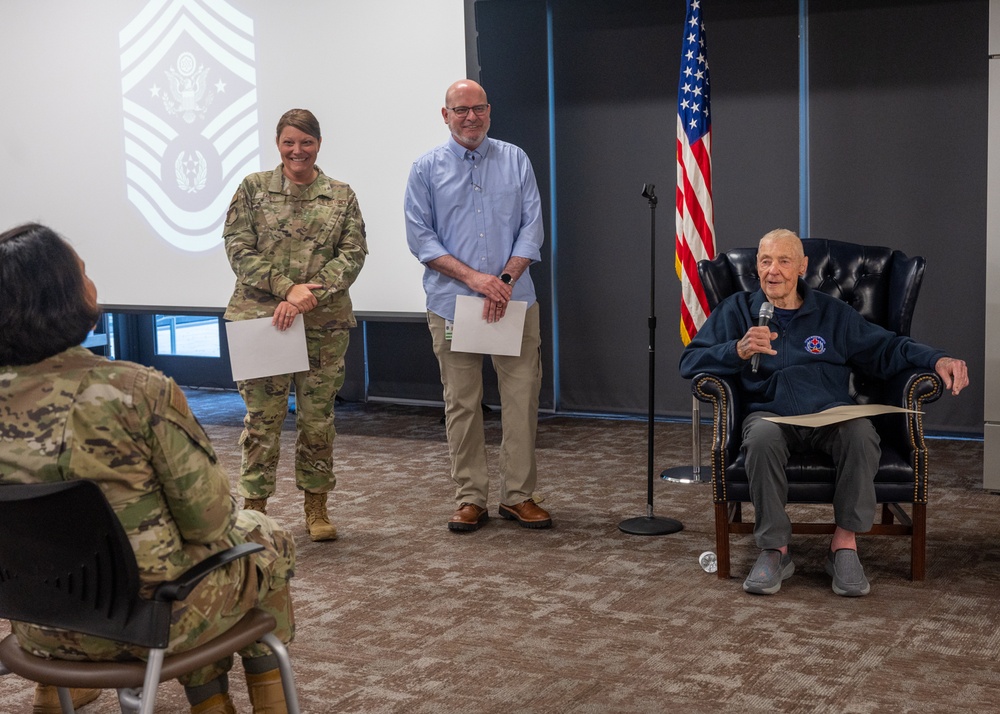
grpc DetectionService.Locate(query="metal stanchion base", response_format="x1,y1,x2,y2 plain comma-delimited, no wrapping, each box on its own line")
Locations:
660,466,709,484
618,515,684,535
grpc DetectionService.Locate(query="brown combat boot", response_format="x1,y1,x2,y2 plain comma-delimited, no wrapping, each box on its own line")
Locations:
246,669,289,714
33,685,100,714
303,491,337,541
244,497,268,514
190,693,237,714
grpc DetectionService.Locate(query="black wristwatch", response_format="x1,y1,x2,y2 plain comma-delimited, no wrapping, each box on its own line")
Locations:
500,272,514,286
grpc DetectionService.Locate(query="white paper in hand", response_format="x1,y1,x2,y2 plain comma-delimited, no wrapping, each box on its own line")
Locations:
450,295,527,356
763,404,921,428
225,315,310,381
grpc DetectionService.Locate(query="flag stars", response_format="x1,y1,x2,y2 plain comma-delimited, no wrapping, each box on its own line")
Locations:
678,0,713,342
677,1,710,137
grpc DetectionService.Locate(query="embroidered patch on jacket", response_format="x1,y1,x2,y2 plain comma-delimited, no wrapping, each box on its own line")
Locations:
804,336,826,354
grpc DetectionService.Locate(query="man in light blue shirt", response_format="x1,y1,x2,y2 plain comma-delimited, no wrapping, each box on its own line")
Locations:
405,79,550,533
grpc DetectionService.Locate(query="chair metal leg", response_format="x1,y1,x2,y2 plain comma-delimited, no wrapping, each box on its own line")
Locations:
117,688,142,714
261,632,301,714
138,648,165,714
56,687,76,713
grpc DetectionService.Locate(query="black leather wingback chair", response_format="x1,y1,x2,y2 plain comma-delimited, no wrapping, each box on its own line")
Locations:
689,238,944,581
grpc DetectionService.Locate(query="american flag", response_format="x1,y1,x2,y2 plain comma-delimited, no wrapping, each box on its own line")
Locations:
675,0,715,345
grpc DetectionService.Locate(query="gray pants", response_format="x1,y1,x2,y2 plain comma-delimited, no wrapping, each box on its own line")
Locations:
742,411,881,549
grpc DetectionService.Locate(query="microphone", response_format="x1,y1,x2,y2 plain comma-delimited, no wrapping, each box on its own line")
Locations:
751,301,774,374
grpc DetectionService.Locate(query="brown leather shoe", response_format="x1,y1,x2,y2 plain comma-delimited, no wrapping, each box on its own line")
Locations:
498,499,552,529
33,685,100,713
448,502,488,532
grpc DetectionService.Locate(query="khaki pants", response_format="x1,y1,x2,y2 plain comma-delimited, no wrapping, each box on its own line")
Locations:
427,302,542,507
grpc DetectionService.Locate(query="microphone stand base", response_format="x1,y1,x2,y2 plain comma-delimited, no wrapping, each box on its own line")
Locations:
618,515,684,536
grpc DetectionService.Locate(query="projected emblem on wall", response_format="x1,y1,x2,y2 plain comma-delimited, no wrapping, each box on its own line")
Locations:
119,0,260,252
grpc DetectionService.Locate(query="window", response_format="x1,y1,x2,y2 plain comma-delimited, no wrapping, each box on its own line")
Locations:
154,315,221,358
82,313,112,358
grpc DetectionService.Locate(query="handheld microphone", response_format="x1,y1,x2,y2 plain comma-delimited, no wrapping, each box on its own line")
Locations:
750,301,774,374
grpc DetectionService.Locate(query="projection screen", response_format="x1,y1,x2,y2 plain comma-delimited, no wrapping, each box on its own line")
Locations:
0,0,467,316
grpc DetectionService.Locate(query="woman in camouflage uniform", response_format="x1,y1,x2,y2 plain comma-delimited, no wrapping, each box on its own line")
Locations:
223,108,368,542
0,223,295,714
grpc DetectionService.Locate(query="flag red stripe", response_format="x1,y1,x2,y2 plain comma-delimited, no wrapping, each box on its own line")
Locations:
676,130,714,342
674,0,715,345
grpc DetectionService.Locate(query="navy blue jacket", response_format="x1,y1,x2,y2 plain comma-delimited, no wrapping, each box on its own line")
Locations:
678,280,945,416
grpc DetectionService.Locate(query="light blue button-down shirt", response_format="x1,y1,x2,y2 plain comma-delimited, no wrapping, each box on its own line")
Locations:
404,135,544,320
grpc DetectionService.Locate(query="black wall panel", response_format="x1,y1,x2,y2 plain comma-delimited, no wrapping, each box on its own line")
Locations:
470,0,984,432
549,0,800,416
807,0,987,431
354,0,985,433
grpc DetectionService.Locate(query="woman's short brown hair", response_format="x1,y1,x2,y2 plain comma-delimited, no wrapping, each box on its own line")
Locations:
275,108,321,140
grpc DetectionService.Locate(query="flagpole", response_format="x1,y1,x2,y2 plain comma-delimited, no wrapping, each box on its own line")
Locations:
663,0,713,484
619,184,684,537
660,397,707,483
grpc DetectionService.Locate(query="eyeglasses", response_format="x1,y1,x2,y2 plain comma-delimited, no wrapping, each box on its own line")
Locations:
447,104,489,117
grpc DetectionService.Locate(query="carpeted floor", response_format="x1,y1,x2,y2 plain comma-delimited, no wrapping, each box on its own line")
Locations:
2,390,998,713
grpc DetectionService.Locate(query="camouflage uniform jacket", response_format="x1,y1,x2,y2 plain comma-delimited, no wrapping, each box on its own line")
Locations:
223,165,368,329
0,346,239,596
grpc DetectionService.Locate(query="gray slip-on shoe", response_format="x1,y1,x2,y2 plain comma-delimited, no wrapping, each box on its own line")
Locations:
825,548,871,597
743,549,795,595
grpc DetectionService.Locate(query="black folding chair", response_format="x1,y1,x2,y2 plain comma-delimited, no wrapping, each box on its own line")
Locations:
0,479,300,714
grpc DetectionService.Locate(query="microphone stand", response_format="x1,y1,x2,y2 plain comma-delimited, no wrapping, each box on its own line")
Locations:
619,184,684,536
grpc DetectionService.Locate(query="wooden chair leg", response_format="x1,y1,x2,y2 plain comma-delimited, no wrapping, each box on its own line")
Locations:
714,502,731,580
911,502,926,581
880,503,893,525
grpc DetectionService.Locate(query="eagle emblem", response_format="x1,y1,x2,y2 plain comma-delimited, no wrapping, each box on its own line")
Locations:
120,0,261,252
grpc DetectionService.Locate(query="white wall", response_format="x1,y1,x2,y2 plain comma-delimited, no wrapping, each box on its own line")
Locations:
0,0,466,315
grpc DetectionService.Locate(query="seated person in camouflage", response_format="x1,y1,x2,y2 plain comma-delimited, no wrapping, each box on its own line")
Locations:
0,223,296,714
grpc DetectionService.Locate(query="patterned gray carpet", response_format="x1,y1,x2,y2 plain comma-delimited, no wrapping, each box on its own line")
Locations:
1,390,997,713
